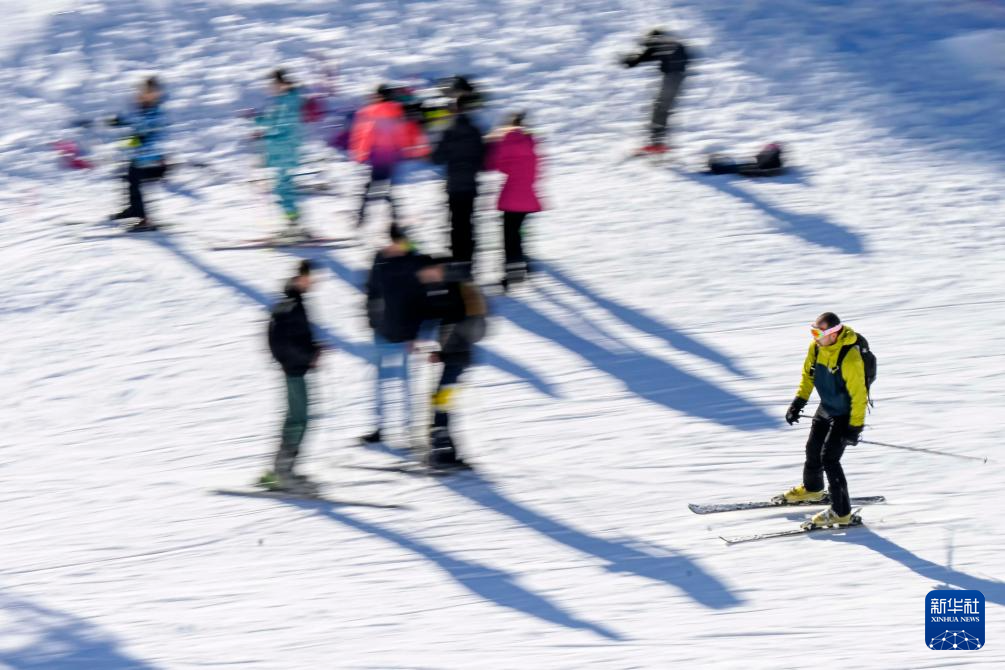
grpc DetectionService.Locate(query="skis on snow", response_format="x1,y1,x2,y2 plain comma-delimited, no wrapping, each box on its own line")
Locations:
720,509,865,545
688,495,885,515
212,488,406,509
209,236,356,251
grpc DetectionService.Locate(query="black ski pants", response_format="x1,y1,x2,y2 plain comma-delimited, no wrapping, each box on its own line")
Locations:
448,191,476,264
125,161,167,219
502,211,528,271
803,412,851,516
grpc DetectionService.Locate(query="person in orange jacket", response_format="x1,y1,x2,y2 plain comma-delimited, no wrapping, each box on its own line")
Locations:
349,84,428,227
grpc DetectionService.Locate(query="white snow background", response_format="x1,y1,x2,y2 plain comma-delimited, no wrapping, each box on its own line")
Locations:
1,0,1004,668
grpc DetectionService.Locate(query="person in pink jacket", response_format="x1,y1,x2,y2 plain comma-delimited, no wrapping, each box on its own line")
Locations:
485,112,542,287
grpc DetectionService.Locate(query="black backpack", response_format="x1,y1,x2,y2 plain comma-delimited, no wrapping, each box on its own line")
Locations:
815,333,877,402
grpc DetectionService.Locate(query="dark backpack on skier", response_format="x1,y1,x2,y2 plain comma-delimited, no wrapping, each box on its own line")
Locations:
814,333,878,402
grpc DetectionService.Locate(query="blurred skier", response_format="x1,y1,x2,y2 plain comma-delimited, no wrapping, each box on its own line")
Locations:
431,93,485,278
417,257,487,469
620,28,689,155
780,312,867,528
259,260,323,493
485,111,542,289
361,224,427,444
255,69,307,239
109,76,168,232
349,84,429,227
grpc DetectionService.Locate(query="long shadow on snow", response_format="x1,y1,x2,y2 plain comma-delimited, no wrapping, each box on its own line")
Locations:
362,444,744,610
672,169,867,255
492,291,775,431
816,527,1005,606
266,496,622,640
142,235,557,397
0,590,159,669
537,261,751,379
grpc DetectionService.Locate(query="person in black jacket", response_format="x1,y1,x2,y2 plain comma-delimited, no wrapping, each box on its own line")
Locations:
417,257,487,468
259,260,322,493
361,225,427,444
431,94,485,277
621,28,689,154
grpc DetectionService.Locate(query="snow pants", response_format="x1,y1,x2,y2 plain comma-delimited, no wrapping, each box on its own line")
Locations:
278,374,310,463
650,72,684,145
125,161,167,219
803,412,851,516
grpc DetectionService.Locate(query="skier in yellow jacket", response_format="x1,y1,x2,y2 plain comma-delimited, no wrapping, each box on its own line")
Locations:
779,312,867,528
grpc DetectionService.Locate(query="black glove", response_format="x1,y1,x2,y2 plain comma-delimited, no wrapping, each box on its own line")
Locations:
785,397,808,425
106,114,124,127
620,53,637,68
844,425,863,446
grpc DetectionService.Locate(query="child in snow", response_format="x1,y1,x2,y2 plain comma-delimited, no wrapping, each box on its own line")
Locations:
485,111,542,288
109,76,168,232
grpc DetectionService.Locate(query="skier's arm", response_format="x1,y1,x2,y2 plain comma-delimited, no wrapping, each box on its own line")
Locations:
795,342,817,401
841,347,868,427
621,47,654,68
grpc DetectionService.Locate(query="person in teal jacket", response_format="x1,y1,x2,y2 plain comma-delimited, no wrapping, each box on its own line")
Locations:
256,69,305,237
779,312,868,528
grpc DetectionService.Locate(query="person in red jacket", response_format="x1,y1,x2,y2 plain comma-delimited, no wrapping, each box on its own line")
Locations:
349,84,428,227
485,111,542,288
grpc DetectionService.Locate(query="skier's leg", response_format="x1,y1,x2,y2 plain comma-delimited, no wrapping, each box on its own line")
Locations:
821,416,851,516
449,192,476,265
127,162,145,219
801,417,829,493
650,72,683,146
276,374,309,473
372,334,390,431
430,361,465,462
502,212,528,282
275,165,299,222
357,168,375,226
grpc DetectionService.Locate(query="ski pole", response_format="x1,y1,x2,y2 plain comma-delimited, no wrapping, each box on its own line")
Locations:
858,439,988,464
796,414,988,463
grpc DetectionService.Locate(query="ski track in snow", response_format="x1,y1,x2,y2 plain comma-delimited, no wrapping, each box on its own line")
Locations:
2,0,1004,668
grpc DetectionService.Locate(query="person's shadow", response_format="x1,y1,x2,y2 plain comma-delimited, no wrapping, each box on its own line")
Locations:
816,527,1005,606
674,169,867,255
359,443,745,611
264,495,624,640
0,590,160,669
492,280,776,432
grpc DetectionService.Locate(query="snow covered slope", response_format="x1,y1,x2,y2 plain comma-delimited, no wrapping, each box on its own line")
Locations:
2,1,1004,667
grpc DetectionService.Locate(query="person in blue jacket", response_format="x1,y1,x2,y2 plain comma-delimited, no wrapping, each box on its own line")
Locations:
110,76,168,232
256,69,306,238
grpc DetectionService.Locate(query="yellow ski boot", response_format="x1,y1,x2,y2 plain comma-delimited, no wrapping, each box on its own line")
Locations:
773,484,828,505
803,507,857,529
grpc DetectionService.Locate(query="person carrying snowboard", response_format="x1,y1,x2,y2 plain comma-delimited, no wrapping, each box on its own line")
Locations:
620,28,689,155
255,69,307,240
259,260,323,493
780,312,868,528
109,76,168,232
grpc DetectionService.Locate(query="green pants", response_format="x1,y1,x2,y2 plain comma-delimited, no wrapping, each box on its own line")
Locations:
280,374,309,458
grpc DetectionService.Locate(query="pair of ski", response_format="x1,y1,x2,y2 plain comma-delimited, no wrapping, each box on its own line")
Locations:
691,496,885,544
209,235,356,251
